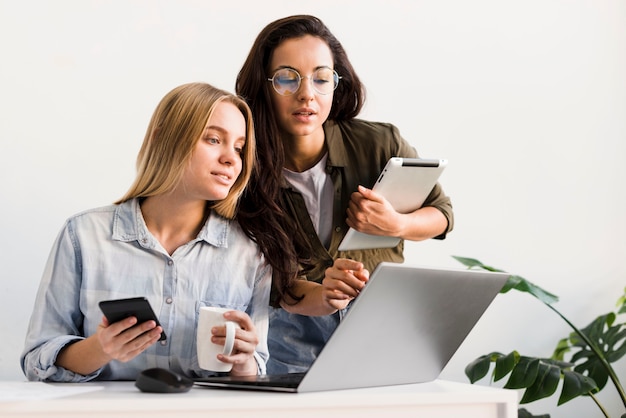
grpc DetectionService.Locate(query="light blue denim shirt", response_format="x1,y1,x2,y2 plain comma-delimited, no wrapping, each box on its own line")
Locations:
21,198,270,382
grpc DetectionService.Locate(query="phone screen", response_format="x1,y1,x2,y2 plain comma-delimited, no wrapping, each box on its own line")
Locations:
98,297,166,341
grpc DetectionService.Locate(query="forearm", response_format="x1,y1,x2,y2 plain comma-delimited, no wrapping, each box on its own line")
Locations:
279,281,337,316
55,335,111,376
398,206,449,241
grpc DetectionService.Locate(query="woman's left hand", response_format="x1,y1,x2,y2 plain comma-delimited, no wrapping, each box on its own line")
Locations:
321,258,369,310
212,310,259,376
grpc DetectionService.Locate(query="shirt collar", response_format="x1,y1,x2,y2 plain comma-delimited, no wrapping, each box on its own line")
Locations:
112,198,230,248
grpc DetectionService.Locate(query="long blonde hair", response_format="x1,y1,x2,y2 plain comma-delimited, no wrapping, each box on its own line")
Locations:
116,82,256,219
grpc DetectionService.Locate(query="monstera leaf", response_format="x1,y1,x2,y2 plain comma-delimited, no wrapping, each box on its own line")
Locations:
465,351,597,405
555,311,626,391
453,256,626,417
451,256,559,304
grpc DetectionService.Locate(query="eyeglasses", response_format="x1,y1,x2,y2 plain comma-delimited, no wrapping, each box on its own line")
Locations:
267,67,341,96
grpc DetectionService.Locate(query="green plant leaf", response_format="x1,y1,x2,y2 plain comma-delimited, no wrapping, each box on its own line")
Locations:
509,276,559,305
558,370,598,405
499,274,523,293
455,256,626,415
494,351,519,381
518,408,551,418
451,256,559,304
552,338,571,361
573,356,609,391
565,312,626,391
606,329,626,363
617,288,626,314
505,357,540,389
465,352,502,383
520,361,561,404
452,256,500,270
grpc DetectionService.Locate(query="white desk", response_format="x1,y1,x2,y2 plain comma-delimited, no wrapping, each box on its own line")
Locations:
1,379,517,418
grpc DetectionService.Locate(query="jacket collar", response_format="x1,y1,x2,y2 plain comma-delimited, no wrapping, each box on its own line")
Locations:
323,120,349,168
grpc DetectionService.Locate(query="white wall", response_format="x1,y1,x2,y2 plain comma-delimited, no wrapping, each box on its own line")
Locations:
1,1,624,417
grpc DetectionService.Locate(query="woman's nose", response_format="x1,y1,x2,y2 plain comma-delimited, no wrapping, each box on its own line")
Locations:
297,76,315,100
220,147,237,165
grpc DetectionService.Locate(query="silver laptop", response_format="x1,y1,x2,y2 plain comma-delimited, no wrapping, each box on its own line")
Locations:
194,262,508,393
338,158,447,251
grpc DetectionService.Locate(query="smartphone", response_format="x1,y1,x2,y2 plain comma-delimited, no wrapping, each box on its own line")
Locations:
98,297,166,341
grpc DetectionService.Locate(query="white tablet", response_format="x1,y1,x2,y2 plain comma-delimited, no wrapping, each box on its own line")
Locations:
337,157,447,251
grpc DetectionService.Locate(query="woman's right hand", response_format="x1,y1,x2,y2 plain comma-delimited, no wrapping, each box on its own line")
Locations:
55,316,162,376
96,316,163,363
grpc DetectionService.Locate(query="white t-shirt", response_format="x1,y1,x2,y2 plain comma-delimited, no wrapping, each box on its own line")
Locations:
283,153,334,248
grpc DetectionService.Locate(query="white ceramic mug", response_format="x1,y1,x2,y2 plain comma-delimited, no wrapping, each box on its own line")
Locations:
197,307,241,372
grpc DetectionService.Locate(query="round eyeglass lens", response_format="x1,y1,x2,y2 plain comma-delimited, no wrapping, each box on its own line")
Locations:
272,68,301,96
271,68,339,96
312,67,339,95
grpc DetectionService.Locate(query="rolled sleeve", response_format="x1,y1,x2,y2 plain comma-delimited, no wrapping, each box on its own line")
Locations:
22,336,101,382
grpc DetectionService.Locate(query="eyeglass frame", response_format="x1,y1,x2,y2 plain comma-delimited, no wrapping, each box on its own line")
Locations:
267,66,341,96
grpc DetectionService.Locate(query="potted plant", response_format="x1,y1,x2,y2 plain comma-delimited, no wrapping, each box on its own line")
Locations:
453,256,625,418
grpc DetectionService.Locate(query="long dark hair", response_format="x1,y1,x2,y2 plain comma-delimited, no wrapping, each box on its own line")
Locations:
237,15,365,175
236,15,366,301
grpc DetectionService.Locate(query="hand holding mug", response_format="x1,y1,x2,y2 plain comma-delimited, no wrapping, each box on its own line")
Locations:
197,307,259,375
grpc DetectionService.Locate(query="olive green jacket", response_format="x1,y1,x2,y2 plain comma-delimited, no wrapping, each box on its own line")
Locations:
280,118,454,284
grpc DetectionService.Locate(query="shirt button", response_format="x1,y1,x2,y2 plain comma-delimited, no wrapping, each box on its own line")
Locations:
160,340,167,346
167,260,173,266
165,297,173,304
335,226,341,233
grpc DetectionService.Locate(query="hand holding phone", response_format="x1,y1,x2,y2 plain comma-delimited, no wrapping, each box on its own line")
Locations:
99,297,166,341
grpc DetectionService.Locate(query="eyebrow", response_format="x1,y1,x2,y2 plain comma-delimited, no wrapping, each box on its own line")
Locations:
205,125,227,134
204,126,246,143
272,65,333,73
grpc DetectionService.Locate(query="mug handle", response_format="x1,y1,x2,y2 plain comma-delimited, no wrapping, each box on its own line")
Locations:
222,321,236,356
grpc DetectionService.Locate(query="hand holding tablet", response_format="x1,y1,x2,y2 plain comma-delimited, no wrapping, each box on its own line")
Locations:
338,157,447,251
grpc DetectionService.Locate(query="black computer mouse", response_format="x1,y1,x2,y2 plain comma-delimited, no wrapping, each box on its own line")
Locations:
135,367,193,393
